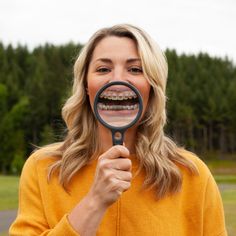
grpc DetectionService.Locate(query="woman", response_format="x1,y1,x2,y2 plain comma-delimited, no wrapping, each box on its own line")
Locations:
10,24,227,236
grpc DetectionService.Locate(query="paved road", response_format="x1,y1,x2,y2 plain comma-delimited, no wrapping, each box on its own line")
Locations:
0,210,17,232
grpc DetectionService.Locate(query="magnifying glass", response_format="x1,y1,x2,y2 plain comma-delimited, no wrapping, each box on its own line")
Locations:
94,81,143,145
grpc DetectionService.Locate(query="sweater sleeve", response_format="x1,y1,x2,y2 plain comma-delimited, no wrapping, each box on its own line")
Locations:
203,174,227,236
9,154,80,236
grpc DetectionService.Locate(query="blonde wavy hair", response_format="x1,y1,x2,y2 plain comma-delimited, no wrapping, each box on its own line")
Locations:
46,24,198,198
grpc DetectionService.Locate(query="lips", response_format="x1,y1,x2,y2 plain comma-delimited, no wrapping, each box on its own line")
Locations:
98,90,138,111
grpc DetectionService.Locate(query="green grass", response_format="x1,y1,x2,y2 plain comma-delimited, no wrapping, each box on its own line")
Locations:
219,184,236,236
0,175,235,235
215,175,236,184
0,232,8,236
206,158,236,234
206,160,236,175
0,175,19,210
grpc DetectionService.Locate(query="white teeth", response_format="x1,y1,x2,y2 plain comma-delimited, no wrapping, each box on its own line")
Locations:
100,91,137,100
98,103,138,110
118,94,123,100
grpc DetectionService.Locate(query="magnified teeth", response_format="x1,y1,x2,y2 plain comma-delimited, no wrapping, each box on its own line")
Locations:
100,91,137,100
98,103,138,110
118,94,123,100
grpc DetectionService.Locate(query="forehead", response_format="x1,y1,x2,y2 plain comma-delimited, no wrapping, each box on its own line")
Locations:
91,36,139,61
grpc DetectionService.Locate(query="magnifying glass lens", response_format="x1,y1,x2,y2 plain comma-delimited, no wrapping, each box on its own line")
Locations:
97,84,140,127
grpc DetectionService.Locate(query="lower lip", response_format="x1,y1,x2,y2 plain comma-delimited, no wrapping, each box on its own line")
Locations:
97,108,139,127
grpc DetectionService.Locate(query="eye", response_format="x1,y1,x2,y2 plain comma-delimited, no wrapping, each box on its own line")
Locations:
128,67,143,74
96,67,111,73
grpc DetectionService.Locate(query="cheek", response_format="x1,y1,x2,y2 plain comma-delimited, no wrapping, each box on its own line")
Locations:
87,79,106,111
87,76,104,96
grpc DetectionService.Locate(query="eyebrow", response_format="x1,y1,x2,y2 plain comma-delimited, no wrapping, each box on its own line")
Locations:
127,58,141,63
94,58,141,63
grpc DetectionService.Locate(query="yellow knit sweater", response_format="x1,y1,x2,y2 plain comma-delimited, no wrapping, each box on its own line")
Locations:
10,150,227,235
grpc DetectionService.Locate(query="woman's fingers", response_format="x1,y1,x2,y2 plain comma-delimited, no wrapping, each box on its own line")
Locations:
102,169,132,182
112,169,132,182
98,145,131,172
99,145,130,160
98,158,132,172
110,179,131,193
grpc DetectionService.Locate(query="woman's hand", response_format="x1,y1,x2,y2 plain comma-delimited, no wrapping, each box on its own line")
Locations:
87,145,132,209
68,145,132,235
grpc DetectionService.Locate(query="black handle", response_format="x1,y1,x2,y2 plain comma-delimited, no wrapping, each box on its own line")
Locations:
112,130,124,145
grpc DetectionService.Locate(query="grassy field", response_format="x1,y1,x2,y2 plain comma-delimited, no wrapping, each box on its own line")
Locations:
206,160,236,175
0,174,235,235
219,183,236,235
0,176,19,211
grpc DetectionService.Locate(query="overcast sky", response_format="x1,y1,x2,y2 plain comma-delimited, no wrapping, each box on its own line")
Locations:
1,0,235,62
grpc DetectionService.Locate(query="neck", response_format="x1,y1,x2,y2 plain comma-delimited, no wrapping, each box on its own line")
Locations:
97,123,137,154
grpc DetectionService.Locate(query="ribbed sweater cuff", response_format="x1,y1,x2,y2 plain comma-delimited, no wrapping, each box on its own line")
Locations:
52,214,80,236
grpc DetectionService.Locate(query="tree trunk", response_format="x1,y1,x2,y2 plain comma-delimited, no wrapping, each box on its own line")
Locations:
208,121,213,151
219,124,226,158
203,126,208,153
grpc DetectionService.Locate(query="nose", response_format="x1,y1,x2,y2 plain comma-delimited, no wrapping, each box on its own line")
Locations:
109,67,127,83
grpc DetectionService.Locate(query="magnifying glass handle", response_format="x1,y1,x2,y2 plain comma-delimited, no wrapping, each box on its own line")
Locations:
112,130,124,146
